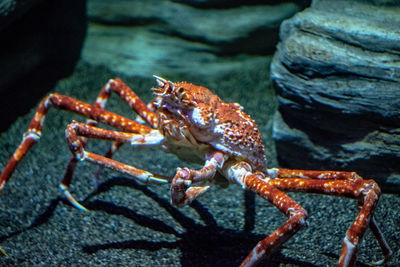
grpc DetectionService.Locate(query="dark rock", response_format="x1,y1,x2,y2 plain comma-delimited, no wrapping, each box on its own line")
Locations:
0,0,86,132
271,0,400,190
83,0,300,78
0,0,37,30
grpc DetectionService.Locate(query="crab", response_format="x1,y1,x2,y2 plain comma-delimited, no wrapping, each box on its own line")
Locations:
0,76,392,266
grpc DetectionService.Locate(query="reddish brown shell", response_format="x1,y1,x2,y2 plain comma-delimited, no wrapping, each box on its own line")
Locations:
174,82,267,171
211,100,267,171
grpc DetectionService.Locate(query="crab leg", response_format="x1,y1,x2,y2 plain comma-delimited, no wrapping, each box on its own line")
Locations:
0,93,155,194
65,78,159,189
89,80,161,162
222,162,308,267
267,168,366,180
243,175,308,267
62,120,166,210
94,78,158,127
267,169,392,266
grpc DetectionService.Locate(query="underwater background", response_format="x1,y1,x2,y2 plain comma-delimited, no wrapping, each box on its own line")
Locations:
0,0,399,266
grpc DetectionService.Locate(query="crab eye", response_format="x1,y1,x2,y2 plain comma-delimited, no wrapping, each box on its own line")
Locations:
174,87,184,98
174,87,192,105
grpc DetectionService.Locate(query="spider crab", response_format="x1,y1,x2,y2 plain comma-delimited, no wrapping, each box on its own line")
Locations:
0,76,392,266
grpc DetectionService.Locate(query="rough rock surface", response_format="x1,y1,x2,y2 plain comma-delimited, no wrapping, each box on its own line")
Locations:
83,0,300,78
271,0,400,190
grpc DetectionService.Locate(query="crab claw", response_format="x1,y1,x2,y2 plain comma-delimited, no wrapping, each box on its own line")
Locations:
170,167,211,207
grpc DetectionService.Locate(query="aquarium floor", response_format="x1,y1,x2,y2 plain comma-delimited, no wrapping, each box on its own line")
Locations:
0,61,399,266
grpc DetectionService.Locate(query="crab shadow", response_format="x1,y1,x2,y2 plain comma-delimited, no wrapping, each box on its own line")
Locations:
0,176,340,266
79,176,319,267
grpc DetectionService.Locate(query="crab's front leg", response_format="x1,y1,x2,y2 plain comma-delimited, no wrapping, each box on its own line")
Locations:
170,151,227,207
222,161,308,267
267,168,392,266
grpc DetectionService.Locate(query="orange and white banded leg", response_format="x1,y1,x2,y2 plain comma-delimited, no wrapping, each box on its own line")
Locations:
0,93,154,194
94,99,159,162
222,161,308,267
170,151,227,207
266,169,392,266
91,78,166,161
94,78,158,127
88,77,170,167
63,78,159,190
90,78,159,185
63,121,166,210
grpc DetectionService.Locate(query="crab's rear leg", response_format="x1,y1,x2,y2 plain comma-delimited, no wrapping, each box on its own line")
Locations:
267,169,392,266
0,93,155,194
